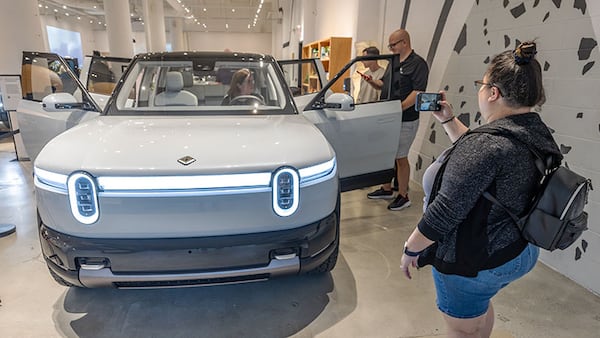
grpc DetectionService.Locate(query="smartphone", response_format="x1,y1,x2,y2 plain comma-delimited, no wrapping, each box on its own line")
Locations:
356,70,369,80
415,92,442,111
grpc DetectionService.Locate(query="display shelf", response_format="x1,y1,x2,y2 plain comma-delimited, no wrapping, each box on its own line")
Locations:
302,37,352,93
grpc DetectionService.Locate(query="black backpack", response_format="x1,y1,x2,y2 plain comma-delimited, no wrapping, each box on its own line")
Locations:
474,128,592,251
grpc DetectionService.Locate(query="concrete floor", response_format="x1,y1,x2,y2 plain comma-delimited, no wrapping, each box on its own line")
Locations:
1,133,600,338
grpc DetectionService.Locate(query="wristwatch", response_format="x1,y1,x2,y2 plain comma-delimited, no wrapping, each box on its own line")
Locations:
403,241,422,257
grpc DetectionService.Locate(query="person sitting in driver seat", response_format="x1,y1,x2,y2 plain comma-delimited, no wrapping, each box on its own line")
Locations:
221,68,263,105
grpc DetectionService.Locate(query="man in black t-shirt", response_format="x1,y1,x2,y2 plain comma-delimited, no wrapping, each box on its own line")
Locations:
364,29,429,211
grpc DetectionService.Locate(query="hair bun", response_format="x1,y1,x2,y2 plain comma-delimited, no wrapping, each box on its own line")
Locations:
513,42,537,65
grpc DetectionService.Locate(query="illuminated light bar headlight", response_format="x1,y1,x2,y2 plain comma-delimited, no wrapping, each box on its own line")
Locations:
97,172,271,191
34,167,68,190
299,158,336,183
272,167,299,217
67,172,99,224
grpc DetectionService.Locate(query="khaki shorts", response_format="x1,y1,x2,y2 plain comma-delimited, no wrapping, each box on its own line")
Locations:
396,119,419,158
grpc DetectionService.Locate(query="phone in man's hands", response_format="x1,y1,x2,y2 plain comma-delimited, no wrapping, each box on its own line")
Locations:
356,70,371,81
415,92,442,111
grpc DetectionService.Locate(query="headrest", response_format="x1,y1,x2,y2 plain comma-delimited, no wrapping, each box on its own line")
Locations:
165,71,184,92
181,71,193,87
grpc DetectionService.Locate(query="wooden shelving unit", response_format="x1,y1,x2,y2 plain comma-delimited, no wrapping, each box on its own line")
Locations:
302,37,352,93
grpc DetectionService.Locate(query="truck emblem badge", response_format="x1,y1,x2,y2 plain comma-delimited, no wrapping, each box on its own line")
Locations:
178,156,196,166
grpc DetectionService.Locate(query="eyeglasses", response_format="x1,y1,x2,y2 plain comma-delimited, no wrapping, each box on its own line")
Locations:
473,80,491,92
474,80,504,96
387,39,404,50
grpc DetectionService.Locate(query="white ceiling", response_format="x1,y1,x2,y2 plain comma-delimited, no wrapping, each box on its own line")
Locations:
37,0,280,33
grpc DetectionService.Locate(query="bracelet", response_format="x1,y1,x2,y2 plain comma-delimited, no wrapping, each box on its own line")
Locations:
441,116,455,124
403,241,423,257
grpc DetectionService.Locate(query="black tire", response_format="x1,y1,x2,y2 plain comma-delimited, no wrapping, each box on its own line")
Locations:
47,266,79,287
308,243,339,274
308,191,341,274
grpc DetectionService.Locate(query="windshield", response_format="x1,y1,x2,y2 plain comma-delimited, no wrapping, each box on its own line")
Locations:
112,56,292,115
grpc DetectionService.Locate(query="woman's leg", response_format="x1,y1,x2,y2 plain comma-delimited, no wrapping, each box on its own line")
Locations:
483,302,495,338
441,302,493,338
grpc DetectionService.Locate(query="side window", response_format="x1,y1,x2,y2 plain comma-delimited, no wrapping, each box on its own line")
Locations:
279,60,322,97
303,54,396,111
88,59,116,95
352,58,389,104
82,56,130,96
21,53,79,101
325,55,394,105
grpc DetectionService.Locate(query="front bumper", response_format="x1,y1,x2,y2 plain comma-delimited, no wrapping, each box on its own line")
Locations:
40,208,339,288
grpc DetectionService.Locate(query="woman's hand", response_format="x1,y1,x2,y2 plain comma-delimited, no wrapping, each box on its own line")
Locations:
400,253,420,280
433,91,455,123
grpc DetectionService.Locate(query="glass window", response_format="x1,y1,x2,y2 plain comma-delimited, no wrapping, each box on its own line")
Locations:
21,53,81,102
114,58,289,115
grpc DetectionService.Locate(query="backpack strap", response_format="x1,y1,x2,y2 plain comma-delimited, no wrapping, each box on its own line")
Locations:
471,126,554,226
470,126,555,175
471,126,560,176
482,191,524,229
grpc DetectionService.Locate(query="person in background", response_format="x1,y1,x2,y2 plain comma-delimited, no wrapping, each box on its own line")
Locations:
366,29,429,211
356,46,385,104
400,41,560,338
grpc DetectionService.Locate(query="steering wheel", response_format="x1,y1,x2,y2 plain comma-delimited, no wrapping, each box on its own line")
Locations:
229,94,265,106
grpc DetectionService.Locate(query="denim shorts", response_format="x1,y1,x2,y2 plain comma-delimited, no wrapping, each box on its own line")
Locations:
432,244,539,319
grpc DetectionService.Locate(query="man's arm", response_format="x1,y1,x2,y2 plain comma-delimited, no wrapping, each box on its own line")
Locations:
402,90,418,111
365,77,383,90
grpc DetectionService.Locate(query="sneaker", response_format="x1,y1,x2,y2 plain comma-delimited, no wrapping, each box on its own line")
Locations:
367,187,394,200
388,194,411,211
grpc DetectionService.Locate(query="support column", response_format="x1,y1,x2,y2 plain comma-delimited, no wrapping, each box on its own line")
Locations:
103,0,134,57
0,0,44,74
170,17,186,51
143,0,167,52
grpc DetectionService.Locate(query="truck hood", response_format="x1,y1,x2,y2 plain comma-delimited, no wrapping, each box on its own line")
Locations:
35,115,335,176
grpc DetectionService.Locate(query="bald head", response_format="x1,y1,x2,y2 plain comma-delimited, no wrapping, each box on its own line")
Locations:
390,29,410,46
388,29,411,56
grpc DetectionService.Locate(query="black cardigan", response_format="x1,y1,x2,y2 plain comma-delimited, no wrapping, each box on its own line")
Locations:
417,113,562,276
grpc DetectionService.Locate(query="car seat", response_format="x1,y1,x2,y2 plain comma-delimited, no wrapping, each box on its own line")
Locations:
155,71,198,106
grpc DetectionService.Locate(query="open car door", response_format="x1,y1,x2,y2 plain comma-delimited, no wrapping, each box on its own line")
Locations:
278,58,328,112
281,54,402,192
17,51,101,161
79,54,131,109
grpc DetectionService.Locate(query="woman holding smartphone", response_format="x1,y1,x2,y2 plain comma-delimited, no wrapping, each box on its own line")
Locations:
400,41,562,337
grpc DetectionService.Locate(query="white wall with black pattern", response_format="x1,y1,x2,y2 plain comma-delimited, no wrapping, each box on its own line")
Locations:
405,0,599,294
